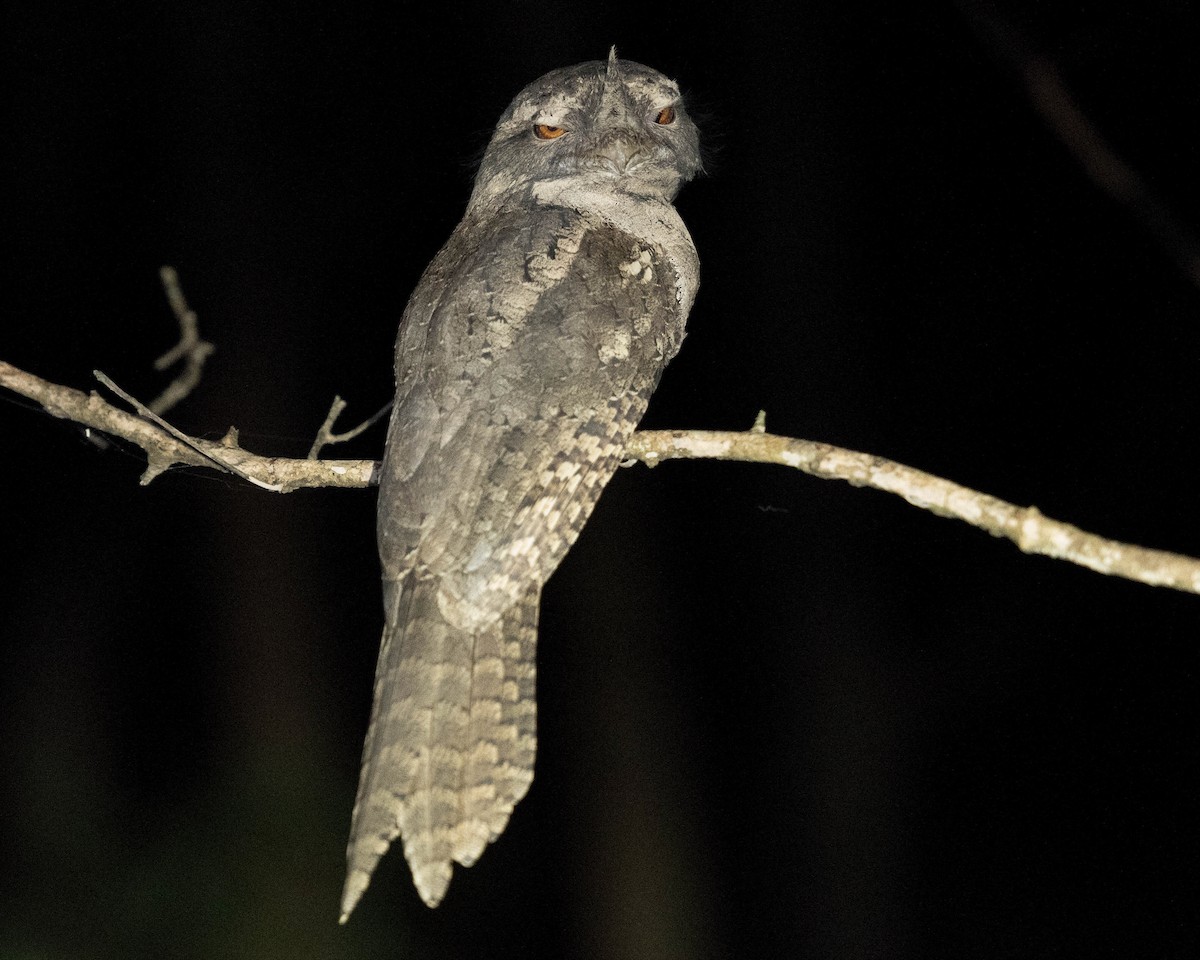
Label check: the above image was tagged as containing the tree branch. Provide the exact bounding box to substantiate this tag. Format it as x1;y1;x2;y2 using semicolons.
3;358;1198;594
93;370;283;491
624;428;1200;594
0;360;373;491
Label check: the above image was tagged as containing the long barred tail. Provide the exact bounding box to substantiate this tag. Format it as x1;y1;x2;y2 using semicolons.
340;576;538;920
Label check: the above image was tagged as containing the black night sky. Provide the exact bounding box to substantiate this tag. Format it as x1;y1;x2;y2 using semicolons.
4;2;1199;957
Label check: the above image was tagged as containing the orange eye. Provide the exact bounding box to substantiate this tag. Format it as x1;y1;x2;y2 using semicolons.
654;105;676;125
534;123;567;140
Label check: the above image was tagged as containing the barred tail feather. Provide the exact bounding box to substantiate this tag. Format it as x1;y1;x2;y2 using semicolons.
340;577;539;920
453;584;539;866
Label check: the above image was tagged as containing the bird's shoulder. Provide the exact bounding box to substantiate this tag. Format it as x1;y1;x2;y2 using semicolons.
394;197;685;395
410;198;679;328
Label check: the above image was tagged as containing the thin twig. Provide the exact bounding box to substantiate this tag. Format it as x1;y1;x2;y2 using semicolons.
149;266;216;415
308;395;392;459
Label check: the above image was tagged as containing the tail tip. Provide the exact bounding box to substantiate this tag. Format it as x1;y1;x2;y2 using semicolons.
414;860;453;908
339;869;370;924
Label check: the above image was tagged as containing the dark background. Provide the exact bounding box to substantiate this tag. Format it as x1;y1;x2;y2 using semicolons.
4;2;1199;957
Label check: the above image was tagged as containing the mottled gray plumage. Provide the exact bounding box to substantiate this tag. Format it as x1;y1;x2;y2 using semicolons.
341;50;701;919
